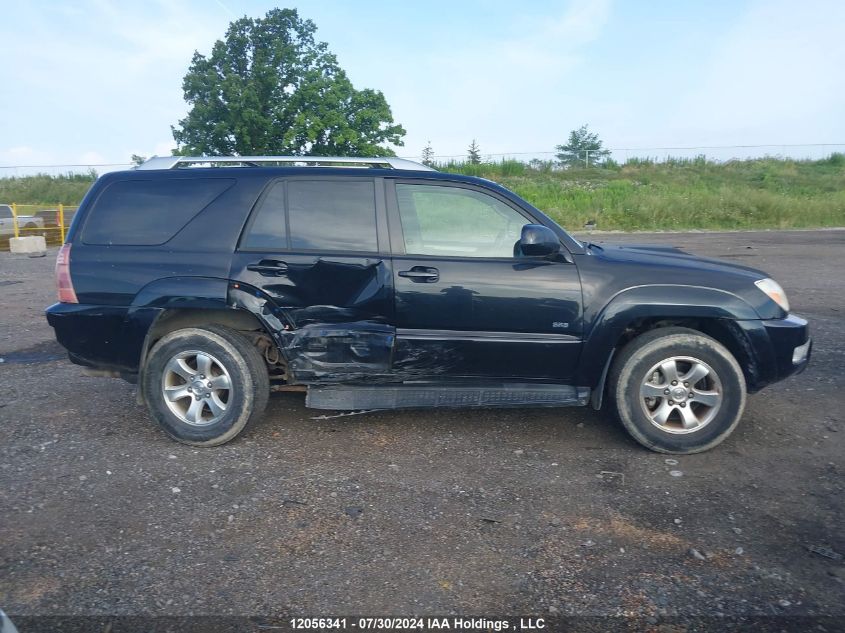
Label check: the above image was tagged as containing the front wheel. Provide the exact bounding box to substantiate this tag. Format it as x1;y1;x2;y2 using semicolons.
608;327;746;454
141;325;269;446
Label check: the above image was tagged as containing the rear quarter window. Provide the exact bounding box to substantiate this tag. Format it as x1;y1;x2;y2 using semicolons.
80;178;234;246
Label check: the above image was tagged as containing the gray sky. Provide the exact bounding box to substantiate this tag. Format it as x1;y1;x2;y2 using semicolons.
1;0;844;169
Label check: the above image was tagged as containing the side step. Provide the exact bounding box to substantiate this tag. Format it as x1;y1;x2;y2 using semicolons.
306;383;590;411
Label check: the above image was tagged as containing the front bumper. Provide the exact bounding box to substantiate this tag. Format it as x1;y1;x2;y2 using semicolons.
762;313;812;379
739;313;811;392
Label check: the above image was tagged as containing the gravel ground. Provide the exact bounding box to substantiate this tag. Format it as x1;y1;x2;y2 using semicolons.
1;230;843;631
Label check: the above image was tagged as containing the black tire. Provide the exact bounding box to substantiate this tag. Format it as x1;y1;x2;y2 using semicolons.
141;325;269;446
608;327;746;454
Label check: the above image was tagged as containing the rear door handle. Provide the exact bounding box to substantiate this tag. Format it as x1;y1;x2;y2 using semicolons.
247;260;289;276
398;266;439;282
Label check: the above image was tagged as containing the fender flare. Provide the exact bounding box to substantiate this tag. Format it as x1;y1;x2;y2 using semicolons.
577;284;760;392
125;275;231;359
126;276;283;378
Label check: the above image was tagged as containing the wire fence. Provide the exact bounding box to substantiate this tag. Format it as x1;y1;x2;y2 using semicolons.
413;143;845;166
1;143;844;177
0;204;77;251
0;163;132;178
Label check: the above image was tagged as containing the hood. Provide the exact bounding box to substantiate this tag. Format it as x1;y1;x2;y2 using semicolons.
590;242;768;280
582;241;784;319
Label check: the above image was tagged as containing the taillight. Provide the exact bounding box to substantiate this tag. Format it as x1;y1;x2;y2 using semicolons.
55;243;78;303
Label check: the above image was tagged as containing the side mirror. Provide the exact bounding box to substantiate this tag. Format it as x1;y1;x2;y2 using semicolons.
519;224;560;257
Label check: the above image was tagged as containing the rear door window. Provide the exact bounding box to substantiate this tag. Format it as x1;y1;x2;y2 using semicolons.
288;180;377;252
242;179;379;253
81;178;234;246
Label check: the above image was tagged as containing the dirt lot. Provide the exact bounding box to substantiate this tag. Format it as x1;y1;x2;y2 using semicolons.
1;230;843;631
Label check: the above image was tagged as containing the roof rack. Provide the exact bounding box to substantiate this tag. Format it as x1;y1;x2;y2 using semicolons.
136;155;436;172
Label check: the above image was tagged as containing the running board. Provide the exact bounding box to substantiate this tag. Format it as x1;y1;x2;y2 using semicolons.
306;383;590;410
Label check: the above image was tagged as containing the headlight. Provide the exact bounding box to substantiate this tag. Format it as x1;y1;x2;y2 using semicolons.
755;278;790;312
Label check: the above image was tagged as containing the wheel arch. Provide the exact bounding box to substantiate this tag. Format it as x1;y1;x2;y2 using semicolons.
582;286;763;409
133;306;285;404
127;277;289;403
144;307;270;350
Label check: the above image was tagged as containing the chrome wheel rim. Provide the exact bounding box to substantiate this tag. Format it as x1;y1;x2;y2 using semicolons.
161;350;232;427
639;355;722;434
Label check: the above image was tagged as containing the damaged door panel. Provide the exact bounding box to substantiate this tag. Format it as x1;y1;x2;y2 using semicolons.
229;258;397;384
230;176;398;384
277;320;395;383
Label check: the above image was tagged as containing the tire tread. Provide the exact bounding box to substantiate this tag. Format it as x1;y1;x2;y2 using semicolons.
142;325;269;446
608;327;746;454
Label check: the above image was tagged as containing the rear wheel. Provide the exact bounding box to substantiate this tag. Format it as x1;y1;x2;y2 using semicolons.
608;327;746;454
141;325;269;446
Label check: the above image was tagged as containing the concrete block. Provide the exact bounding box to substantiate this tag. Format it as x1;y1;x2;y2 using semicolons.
9;236;47;255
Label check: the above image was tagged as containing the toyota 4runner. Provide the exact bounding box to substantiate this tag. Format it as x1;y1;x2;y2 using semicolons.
46;156;811;453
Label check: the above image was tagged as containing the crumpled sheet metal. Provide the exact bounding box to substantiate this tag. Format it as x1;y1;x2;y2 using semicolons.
229;282;458;384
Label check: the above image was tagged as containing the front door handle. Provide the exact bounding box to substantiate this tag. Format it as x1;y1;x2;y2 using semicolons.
247;259;289;276
398;266;439;282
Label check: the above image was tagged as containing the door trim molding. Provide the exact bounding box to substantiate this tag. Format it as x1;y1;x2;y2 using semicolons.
396;328;580;343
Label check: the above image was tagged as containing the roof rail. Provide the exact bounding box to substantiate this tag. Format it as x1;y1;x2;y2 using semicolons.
136;155;436;172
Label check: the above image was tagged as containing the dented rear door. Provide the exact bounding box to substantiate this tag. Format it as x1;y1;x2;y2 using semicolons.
230;175;396;383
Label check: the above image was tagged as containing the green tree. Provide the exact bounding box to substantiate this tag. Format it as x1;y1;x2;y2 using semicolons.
421;141;435;167
172;8;406;157
130;154;147;166
555;124;611;167
467;139;481;164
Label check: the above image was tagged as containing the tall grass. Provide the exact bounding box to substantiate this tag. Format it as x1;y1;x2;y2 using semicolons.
0;172;96;206
1;156;843;231
444;155;845;231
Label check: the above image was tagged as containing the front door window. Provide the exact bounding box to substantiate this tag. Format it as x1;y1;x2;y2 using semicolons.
396;184;526;258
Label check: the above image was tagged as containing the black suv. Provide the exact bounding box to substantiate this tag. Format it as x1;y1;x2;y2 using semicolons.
46;156;811;453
